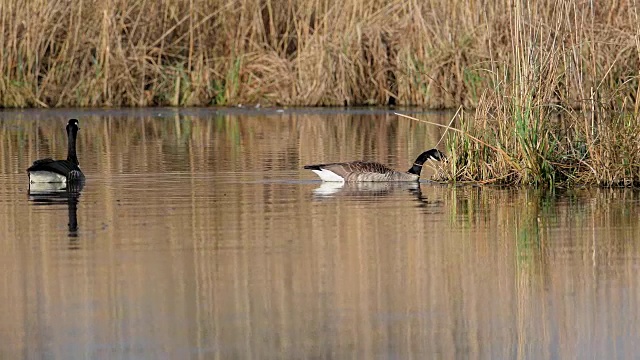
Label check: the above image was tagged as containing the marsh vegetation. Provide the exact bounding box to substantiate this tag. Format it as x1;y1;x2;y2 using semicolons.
1;0;639;186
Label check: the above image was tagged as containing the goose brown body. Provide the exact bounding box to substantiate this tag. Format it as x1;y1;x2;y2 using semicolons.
304;148;445;182
306;161;420;182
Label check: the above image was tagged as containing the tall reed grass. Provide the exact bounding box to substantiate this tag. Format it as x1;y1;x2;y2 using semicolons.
0;0;638;109
425;0;640;187
3;0;640;186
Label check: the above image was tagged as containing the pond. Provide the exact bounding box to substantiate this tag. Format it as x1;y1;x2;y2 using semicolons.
0;108;639;359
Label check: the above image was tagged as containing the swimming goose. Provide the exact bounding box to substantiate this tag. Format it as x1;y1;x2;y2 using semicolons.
27;119;85;183
304;148;445;182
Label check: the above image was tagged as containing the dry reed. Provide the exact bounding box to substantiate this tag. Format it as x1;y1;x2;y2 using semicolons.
405;0;640;187
0;0;637;109
3;0;640;186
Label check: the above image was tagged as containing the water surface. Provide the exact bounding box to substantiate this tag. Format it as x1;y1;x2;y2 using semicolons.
0;108;639;359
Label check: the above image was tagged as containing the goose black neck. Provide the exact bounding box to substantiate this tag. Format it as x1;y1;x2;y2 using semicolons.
407;162;425;176
67;124;79;165
407;149;444;176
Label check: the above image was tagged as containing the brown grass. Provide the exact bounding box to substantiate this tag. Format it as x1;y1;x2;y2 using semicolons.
404;0;640;187
0;0;638;108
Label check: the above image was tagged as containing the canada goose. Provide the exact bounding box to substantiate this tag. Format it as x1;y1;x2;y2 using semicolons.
304;148;445;182
27;119;85;183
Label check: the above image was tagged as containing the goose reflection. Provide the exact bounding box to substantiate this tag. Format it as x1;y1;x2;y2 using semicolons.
311;181;445;212
28;182;83;241
312;181;419;197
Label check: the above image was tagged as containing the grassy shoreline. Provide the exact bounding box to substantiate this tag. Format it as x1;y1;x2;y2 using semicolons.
423;1;640;187
1;0;638;109
2;0;640;187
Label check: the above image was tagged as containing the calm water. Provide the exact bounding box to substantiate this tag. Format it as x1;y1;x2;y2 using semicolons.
0;108;639;359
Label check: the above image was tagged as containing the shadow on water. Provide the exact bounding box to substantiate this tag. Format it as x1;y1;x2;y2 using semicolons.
28;182;83;244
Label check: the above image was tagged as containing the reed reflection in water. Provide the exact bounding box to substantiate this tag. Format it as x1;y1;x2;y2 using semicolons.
0;109;638;359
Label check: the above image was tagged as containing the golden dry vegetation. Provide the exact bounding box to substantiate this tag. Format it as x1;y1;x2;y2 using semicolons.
0;0;637;109
1;0;640;186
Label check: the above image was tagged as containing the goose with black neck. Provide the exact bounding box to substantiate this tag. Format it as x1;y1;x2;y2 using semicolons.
304;148;445;182
28;119;85;184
